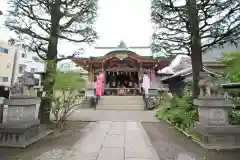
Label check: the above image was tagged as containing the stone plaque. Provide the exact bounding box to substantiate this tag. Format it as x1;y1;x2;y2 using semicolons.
209;108;227;124
8;106;24;121
22;105;37;121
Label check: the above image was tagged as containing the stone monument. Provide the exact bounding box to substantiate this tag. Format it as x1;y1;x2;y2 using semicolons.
193;72;240;149
0;72;52;148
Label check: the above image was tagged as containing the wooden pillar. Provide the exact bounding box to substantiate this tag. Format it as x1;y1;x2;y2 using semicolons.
151;69;156;83
89;65;94;82
151;69;157;88
139;62;142;79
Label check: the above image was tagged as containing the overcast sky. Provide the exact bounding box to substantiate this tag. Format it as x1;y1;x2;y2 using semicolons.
0;0;152;56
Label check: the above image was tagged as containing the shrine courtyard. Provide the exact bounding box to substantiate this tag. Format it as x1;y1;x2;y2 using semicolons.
1;114;239;160
1;43;240;159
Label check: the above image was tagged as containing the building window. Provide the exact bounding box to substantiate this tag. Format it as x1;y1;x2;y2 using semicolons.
19;65;26;73
0;47;9;53
32;56;40;61
31;68;36;73
0;77;8;82
21;53;27;58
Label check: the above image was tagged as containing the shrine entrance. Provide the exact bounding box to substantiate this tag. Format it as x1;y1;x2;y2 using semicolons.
98;55;142;95
104;70;140;96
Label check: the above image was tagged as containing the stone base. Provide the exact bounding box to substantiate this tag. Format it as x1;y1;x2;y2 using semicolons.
193;134;240;150
0;123;53;148
193;123;240;150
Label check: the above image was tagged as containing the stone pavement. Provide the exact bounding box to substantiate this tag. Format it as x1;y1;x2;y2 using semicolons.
63;121;159;160
67;109;158;122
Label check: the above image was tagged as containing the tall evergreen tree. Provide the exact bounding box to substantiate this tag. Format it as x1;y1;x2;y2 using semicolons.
152;0;240;55
5;0;98;124
152;0;240;97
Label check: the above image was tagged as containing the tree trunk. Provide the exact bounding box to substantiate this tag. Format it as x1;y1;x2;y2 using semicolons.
187;0;203;98
39;60;57;124
39;1;61;124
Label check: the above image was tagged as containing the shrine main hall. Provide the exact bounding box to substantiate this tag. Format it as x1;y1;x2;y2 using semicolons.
72;41;170;95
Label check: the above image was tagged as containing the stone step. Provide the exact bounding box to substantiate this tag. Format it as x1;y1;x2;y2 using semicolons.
97;96;145;110
98;101;145;105
100;96;143;100
97;105;144;110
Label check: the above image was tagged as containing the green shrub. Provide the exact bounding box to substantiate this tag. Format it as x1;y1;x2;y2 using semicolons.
156;89;197;130
229;110;240;125
219;51;240;125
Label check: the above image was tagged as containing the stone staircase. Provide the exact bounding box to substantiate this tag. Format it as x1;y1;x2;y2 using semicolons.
97;96;145;110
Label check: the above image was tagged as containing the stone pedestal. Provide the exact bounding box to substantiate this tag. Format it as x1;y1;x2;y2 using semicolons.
144;88;158;109
84;88;96;108
0;95;52;148
193;97;240;149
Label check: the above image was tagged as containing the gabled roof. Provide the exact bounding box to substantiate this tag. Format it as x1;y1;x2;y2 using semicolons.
72;50;172;61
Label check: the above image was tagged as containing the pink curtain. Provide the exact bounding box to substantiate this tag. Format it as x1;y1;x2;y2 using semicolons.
96;74;103;96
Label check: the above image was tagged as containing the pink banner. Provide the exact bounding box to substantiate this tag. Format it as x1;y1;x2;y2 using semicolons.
96;74;103;96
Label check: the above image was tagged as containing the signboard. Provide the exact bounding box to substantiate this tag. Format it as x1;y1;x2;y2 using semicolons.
85;90;95;97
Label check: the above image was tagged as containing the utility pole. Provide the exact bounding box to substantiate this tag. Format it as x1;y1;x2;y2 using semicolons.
187;0;203;98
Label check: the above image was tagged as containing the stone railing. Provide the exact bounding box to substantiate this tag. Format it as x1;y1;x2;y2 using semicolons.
193;82;240;149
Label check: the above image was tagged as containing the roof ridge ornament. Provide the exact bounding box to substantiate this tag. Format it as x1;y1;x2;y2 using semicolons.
117;40;128;49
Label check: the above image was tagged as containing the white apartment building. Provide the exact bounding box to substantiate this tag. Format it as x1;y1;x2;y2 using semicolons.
0;41;46;87
0;41;17;87
14;48;46;84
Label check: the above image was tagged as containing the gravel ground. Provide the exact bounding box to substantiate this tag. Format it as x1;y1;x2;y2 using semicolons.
0;122;88;160
142;122;240;160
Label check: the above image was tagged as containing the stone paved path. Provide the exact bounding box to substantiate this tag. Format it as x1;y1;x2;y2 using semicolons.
67;109;158;122
63;121;159;160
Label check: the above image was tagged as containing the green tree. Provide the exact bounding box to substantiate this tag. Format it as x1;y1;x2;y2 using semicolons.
51;71;85;129
5;0;98;124
220;51;240;82
54;71;85;90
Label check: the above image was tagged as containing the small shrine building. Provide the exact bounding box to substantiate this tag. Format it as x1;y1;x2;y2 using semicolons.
72;41;170;95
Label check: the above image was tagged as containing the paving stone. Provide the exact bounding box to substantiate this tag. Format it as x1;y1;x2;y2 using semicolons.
95;121;112;133
125;146;153;159
125;122;140;131
125;132;147;147
76;134;105;157
63;121;159;160
108;122;125;135
125;158;152;160
97;147;124;160
68;110;159;122
103;134;124;147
